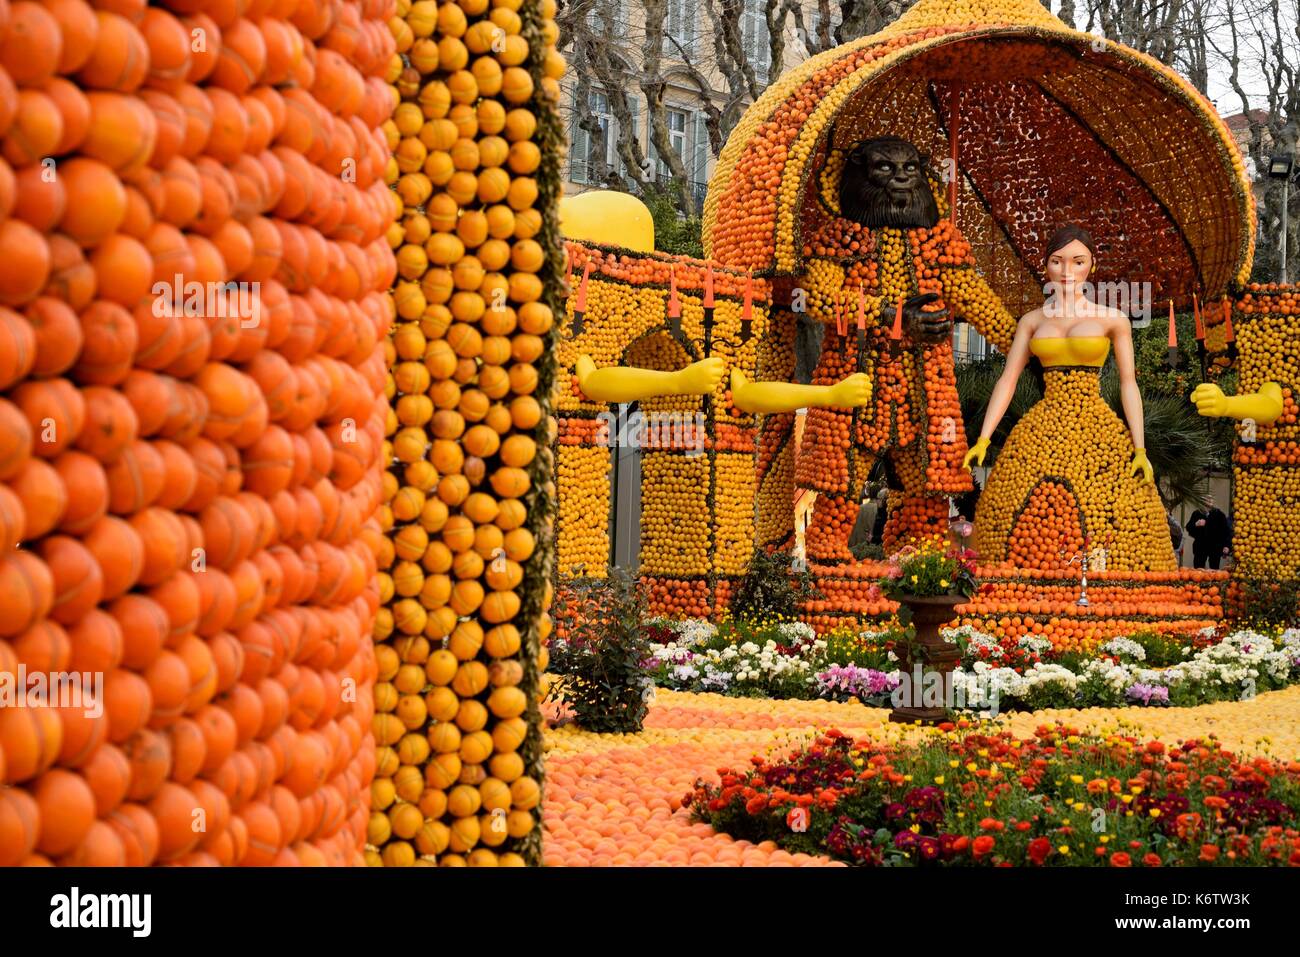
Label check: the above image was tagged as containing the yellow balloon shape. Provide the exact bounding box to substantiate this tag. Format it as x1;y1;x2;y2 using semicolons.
558;190;655;252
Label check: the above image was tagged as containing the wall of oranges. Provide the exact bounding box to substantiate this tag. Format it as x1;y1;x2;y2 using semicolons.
0;0;395;864
554;241;769;618
372;0;562;866
1226;284;1300;583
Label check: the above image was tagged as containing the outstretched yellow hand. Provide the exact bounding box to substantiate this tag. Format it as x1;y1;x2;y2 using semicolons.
829;373;872;409
1190;383;1229;418
962;436;990;470
1130;448;1153;485
1191;381;1283;426
729;369;872;414
675;357;726;395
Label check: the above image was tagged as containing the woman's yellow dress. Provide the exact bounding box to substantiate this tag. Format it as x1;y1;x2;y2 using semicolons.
973;336;1176;572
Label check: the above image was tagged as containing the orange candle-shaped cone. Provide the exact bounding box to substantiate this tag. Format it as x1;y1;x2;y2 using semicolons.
856;286;867;330
890;296;904;340
1166;299;1179;367
740;269;754;341
703;263;715;308
574;260;593;312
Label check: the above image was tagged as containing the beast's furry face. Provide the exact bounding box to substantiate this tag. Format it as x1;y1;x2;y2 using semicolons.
838;138;938;229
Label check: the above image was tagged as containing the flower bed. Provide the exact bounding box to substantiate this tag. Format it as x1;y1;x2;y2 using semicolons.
686;724;1300;866
620;617;1300;713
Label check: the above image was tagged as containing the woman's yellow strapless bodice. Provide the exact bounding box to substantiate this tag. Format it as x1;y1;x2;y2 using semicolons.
1030;335;1109;368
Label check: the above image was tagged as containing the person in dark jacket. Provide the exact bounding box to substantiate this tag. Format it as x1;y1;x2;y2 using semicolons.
1185;496;1232;569
1167;512;1183;552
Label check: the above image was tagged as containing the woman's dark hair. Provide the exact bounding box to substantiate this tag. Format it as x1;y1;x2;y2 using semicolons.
1043;224;1097;269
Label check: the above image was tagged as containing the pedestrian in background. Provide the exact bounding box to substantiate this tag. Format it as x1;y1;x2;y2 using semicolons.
1185;495;1232;569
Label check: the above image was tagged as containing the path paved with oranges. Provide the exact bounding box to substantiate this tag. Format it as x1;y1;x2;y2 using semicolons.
539;685;1300;866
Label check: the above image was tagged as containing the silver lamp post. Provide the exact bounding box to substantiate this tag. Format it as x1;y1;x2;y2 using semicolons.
1269;150;1295;285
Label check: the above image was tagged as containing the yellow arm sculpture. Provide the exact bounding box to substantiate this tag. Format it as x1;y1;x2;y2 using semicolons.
574;354;726;402
724;259;874;414
1190;381;1284;426
729;368;872;414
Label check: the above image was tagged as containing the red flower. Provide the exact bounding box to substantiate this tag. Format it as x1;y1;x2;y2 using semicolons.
1109;852;1132;867
745;795;768;815
951;836;970;853
1027;837;1052;865
1199;844;1220;862
972;835;995;859
1143;853;1162;867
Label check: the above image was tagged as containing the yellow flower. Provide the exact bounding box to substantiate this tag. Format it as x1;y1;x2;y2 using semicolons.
1100;835;1111;844
1069;775;1083;784
1058;846;1070;855
966;762;978;772
911;575;918;583
939;579;949;588
1149;808;1161;818
949;760;959;768
933;775;945;785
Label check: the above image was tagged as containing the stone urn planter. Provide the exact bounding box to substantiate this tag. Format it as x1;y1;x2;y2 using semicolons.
888;594;965;725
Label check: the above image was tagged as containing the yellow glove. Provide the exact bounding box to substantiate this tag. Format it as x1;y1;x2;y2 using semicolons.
962;437;990;470
1130;448;1153;485
1191;381;1283;426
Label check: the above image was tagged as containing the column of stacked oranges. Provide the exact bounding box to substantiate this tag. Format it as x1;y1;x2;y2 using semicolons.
371;0;562;866
0;0;396;865
1228;284;1300;580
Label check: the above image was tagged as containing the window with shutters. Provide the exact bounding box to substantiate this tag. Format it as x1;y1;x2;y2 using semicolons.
741;0;771;83
663;0;695;58
654;108;689;181
586;0;626;35
807;5;842;50
570;90;616;185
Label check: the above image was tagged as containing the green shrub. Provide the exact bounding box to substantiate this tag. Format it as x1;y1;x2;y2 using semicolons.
546;568;653;733
729;548;822;623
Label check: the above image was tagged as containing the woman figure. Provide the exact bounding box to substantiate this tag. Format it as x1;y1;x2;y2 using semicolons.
961;225;1175;571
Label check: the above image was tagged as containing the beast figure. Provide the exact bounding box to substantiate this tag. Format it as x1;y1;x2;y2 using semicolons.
793;136;1017;562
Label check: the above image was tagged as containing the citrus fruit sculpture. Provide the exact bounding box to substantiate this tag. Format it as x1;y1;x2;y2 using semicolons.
963;228;1177;573
703;0;1256;565
0;0;397;865
555;238;769;617
1195;286;1300;583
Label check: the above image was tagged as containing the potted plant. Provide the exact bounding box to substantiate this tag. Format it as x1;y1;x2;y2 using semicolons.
880;539;979;724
